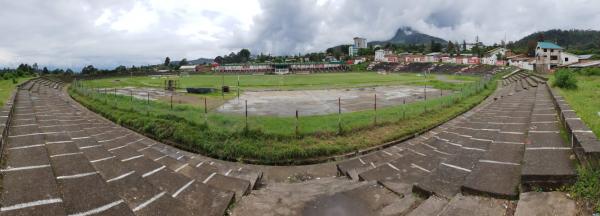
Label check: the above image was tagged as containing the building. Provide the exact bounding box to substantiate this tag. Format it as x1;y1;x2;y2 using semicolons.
374;49;393;62
535;42;564;70
481;47;507;65
212;62;349;74
560;52;579;66
384;54;399;63
353;37;367;49
179;65;197;72
425;52;442;62
348;46;358;57
349;37;367;57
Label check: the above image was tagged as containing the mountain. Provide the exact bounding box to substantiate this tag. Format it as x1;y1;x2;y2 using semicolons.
510;29;600;55
368;27;448;46
171;57;214;65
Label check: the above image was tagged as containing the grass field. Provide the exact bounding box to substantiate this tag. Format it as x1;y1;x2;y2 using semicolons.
69;70;506;164
0;77;31;107
552;75;600;137
81;72;479;91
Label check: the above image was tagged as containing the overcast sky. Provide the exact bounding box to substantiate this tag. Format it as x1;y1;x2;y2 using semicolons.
1;0;599;69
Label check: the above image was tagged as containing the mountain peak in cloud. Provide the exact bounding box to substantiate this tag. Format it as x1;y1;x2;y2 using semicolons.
369;26;447;46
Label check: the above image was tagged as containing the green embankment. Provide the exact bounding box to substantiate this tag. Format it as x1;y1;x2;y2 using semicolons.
0;78;31;107
550;71;600;212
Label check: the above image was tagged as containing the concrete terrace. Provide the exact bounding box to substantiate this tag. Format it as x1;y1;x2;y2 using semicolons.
0;72;586;215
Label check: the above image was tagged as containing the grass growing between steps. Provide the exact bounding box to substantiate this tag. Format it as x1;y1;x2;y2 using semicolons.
69;73;502;165
568;166;600;212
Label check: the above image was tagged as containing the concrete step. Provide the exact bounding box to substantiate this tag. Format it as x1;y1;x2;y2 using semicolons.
515;192;576;216
406;196;448;216
437;194;509;216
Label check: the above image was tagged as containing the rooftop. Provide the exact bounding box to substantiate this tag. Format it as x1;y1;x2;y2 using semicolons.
537;42;563;49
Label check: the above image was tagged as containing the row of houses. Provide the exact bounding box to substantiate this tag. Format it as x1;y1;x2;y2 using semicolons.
374;49;503;66
210;62;349;74
374;42;597;72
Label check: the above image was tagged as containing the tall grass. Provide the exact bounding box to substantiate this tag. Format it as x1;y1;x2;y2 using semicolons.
69;71;504;164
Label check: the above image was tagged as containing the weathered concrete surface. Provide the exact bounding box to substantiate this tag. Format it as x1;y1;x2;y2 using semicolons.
219;85;446;116
406;196;448;216
514;192;576;216
231;178;417;216
438;194;508;216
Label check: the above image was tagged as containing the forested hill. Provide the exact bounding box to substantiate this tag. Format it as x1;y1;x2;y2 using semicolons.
509;29;600;56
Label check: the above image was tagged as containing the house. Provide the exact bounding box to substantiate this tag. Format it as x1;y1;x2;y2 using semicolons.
560;52;579;66
405;54;426;63
384;54;399;63
179;65;197;72
374;49;393;62
467;57;480;65
535;42;564;70
482;47;507;65
425;52;442;62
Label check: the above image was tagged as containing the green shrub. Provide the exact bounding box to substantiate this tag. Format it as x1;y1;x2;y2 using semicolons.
553;69;578;89
569;166;600;212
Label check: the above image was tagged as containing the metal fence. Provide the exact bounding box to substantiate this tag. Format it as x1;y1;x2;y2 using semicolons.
71;75;494;137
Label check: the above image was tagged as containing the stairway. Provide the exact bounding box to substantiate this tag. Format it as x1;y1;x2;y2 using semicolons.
0;78;262;215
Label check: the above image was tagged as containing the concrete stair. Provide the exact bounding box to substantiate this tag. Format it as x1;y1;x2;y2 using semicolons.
0;78;262;215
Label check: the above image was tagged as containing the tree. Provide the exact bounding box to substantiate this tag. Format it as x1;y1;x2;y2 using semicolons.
462;40;467;51
65;69;74;75
238;49;251;63
115;65;127;73
526;39;537;57
537;33;545;42
214;56;224;64
42;67;49;74
179;58;188;66
447;41;455;56
81;65;97;75
163;57;171;66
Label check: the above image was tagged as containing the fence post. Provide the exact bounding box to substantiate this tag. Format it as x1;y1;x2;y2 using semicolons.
295;110;299;137
130;90;133;102
244;100;248;131
374;94;377;125
424;83;427;101
204;97;208;125
147;92;150;104
170;94;173;110
403;98;406;119
338;97;342;134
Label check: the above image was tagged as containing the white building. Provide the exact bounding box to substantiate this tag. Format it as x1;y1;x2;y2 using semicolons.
535;42;564;69
353;37;367;49
179;65;197;72
374;49;393;62
482;47;507;65
560;52;579;66
348;46;358;57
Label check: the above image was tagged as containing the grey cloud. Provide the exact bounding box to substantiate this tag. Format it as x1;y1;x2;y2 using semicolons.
1;0;600;69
